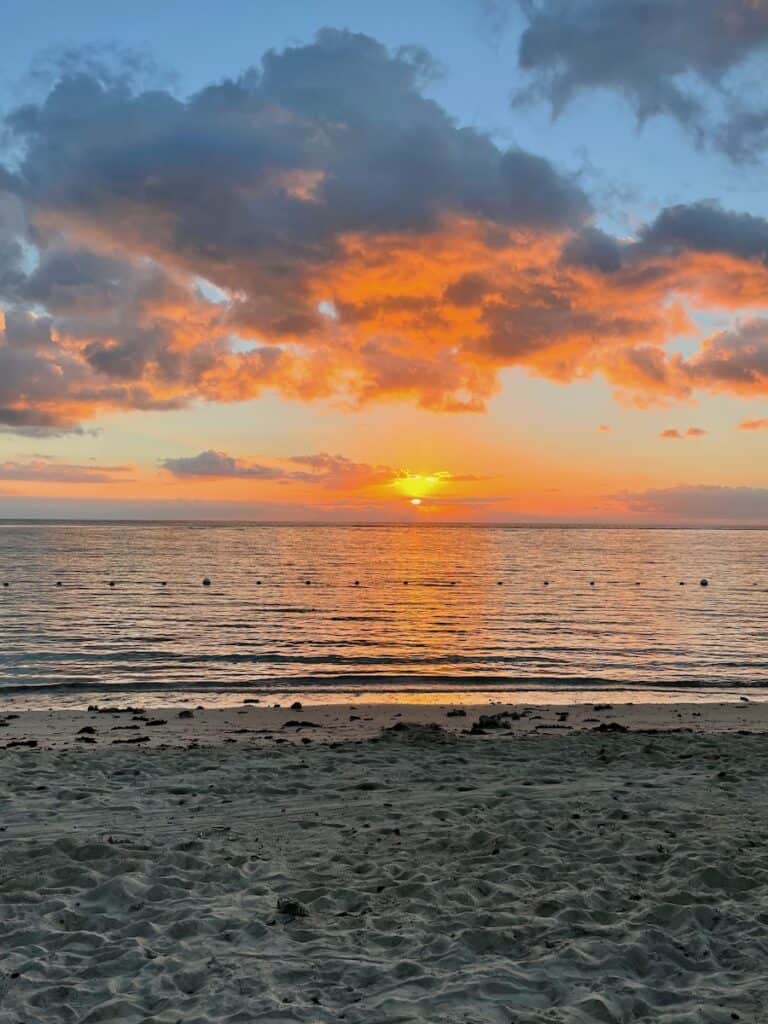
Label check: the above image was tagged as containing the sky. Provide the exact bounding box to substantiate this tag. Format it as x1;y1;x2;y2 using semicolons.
1;0;768;523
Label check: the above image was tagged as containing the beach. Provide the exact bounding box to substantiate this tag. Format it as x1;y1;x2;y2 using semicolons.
2;700;767;1023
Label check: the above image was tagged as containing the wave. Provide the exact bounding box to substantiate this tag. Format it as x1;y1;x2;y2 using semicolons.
0;673;766;696
0;651;573;666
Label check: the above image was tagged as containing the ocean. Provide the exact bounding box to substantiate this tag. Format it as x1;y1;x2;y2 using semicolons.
0;521;766;709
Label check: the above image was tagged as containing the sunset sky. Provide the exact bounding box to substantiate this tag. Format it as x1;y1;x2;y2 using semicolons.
2;0;768;522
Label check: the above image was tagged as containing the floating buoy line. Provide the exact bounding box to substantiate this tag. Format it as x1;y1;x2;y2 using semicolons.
0;575;731;589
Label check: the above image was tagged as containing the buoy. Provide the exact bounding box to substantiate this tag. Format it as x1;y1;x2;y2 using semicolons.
700;578;709;587
590;581;595;586
403;581;409;585
161;581;167;586
354;580;360;586
109;581;116;587
2;582;8;588
305;580;311;585
543;581;549;586
55;581;62;587
202;577;211;587
497;581;503;585
256;580;262;585
679;581;685;586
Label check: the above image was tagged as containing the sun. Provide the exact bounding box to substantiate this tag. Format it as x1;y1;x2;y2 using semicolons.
394;472;447;500
410;497;422;506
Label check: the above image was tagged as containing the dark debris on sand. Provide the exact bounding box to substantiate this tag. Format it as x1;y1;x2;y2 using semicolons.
379;722;454;744
276;897;309;918
467;711;521;735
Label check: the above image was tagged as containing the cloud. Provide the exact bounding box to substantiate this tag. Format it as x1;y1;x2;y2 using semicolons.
286;453;398;489
638;202;768;261
162;449;400;489
161;449;488;491
659;426;708;439
4;33;768;429
621;484;768;522
681;319;768;393
161;450;286;481
0;30;597;428
0;457;131;482
509;0;768;159
739;417;768;430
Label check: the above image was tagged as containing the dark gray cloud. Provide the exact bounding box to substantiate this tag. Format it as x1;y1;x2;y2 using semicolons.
563;201;768;274
0;193;27;298
684;319;768;388
716;105;768;161
7;28;589;280
640;202;768;261
161;450;287;480
508;0;768;159
560;227;623;272
621;484;768;522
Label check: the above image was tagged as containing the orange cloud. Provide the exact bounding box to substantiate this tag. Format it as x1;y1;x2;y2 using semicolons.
8;208;768;430
739;417;768;430
5;36;768;433
660;426;708;439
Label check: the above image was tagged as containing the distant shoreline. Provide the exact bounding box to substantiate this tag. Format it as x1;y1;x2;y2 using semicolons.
0;518;767;529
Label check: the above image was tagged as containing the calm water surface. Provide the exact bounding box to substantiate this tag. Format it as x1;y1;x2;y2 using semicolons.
0;522;766;708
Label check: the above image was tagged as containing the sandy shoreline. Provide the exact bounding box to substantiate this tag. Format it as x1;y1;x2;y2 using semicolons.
2;698;768;750
2;702;768;1022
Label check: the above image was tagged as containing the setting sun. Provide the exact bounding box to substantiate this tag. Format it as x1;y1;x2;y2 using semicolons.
394;473;447;500
410;497;422;506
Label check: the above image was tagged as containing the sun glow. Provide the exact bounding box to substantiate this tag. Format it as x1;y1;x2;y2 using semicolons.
410;497;422;506
394;473;447;500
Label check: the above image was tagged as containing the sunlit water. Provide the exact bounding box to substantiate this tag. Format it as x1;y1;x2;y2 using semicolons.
0;522;767;709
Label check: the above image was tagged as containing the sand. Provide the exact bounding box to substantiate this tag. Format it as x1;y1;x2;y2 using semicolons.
1;700;767;1023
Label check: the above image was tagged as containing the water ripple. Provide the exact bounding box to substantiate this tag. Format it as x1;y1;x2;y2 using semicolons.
0;522;765;707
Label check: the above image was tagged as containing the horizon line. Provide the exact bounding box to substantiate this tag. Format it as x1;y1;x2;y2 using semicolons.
0;518;766;530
